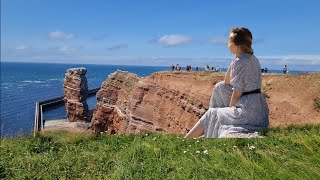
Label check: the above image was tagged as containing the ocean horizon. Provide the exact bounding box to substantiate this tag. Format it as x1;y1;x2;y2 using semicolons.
1;61;318;138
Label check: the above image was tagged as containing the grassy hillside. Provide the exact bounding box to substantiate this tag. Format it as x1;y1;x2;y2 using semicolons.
1;125;320;179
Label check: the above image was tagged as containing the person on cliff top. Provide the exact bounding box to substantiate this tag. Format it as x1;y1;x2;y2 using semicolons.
176;64;181;71
185;27;269;138
283;65;288;74
205;64;210;71
171;64;175;71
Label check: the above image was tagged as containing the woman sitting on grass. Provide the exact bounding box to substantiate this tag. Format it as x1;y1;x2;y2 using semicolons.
185;27;269;138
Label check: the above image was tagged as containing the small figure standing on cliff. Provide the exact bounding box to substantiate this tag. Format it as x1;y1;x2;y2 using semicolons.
205;64;210;71
283;65;288;74
176;64;181;71
171;64;175;71
185;27;269;138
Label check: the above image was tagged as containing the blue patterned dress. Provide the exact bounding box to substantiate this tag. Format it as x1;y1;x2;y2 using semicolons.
199;54;269;138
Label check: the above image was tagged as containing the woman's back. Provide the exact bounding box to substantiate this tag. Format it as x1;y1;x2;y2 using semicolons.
231;54;262;94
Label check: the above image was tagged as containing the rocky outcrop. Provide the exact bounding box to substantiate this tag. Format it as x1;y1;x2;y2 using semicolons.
91;71;224;134
63;68;89;122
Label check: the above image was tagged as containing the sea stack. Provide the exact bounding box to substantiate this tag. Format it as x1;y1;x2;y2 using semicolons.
63;67;89;122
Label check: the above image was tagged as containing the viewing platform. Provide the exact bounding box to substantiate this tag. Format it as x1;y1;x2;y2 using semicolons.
33;88;100;136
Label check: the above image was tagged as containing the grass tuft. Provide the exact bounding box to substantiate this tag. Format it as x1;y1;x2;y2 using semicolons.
313;98;320;111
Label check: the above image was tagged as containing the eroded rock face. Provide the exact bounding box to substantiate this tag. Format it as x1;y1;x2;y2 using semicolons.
91;71;140;134
91;70;224;134
89;70;320;135
63;68;89;122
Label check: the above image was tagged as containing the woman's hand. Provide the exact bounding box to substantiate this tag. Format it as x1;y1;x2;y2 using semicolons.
229;90;242;107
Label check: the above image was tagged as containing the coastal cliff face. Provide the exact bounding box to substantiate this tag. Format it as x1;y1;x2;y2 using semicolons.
91;71;224;134
63;68;89;122
91;71;320;134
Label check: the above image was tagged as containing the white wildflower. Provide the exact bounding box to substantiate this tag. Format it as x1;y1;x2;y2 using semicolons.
183;150;187;153
203;150;208;154
152;137;157;141
233;146;237;148
196;151;200;154
145;133;148;136
189;145;192;147
196;140;200;143
100;132;103;134
249;145;255;150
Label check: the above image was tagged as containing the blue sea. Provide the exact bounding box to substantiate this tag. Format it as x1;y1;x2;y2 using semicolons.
0;62;171;137
0;62;315;137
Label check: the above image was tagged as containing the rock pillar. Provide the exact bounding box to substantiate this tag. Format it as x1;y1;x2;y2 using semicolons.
63;68;89;122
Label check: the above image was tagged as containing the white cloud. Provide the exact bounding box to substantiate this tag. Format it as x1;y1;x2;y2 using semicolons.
48;30;75;40
157;34;192;46
15;45;30;50
258;55;320;64
204;37;227;45
49;46;80;53
257;55;320;71
107;44;128;51
2;47;320;71
204;36;264;45
58;46;78;53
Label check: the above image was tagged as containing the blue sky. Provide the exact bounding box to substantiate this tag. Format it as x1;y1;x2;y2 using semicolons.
1;0;320;70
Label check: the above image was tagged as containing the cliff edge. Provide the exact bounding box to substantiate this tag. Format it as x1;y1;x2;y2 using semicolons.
91;71;320;134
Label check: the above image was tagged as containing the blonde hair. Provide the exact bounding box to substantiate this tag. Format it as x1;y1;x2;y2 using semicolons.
229;27;254;54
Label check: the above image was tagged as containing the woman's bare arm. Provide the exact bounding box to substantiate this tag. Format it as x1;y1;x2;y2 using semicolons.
224;65;231;85
229;90;242;107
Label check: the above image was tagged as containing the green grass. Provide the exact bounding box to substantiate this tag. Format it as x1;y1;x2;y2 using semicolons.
1;125;320;179
314;98;320;111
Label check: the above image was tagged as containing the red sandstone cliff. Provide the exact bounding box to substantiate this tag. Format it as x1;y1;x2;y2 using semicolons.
63;68;89;122
91;71;320;134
